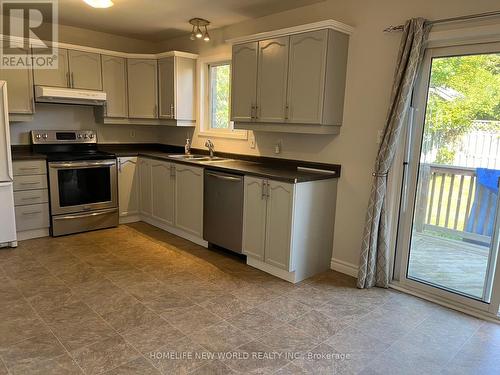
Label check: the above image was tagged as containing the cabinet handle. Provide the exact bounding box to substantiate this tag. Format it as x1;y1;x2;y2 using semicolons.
22;211;42;215
21;196;41;201
19;167;39;171
261;180;266;199
154;105;158;118
170;103;174;119
170;164;176;177
285;104;289;120
266;181;271;199
20;182;40;185
255;105;259;120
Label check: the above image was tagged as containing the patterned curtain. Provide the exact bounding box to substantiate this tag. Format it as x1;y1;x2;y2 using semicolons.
357;18;431;288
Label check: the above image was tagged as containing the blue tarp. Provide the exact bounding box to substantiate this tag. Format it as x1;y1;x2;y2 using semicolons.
465;168;500;237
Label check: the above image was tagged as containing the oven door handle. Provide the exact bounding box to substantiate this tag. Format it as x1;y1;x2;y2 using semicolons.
52;208;118;221
49;160;116;169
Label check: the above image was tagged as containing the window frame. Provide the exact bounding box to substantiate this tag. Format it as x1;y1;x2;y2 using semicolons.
197;54;247;139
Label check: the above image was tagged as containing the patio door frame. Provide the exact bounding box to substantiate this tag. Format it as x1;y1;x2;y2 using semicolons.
393;41;500;317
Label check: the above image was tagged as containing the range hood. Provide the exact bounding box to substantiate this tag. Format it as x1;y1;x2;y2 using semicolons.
35;86;106;106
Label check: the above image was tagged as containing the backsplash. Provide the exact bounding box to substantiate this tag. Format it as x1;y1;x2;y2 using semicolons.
9;104;160;145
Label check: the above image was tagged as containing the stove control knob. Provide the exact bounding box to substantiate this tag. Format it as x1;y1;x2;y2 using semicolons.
84;134;89;139
89;134;94;139
77;134;83;139
42;133;48;139
35;134;41;140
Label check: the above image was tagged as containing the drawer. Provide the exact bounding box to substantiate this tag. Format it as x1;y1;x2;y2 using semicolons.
13;160;47;176
15;203;50;232
13;174;48;191
14;189;49;206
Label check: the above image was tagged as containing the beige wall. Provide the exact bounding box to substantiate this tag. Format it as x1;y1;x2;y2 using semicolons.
156;0;500;269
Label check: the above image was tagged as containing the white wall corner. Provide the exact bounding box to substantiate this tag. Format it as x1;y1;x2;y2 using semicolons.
330;257;358;278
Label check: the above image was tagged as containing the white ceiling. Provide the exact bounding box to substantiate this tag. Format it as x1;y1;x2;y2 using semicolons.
57;0;326;41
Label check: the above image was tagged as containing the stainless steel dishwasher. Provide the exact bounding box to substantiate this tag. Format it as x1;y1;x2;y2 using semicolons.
203;169;244;254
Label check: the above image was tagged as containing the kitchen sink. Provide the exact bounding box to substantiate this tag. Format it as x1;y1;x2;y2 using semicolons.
168;154;232;163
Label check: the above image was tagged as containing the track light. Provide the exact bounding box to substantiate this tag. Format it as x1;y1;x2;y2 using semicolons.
189;18;211;42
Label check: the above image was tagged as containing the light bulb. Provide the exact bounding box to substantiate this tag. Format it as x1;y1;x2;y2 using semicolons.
190;25;195;40
195;26;203;39
203;26;210;41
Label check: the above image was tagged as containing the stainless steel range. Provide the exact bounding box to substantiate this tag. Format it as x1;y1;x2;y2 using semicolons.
31;130;118;236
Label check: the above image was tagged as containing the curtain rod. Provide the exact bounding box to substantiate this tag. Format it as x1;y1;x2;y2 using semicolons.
383;9;500;32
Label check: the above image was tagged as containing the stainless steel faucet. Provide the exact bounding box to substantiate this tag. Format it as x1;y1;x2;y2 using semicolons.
205;139;215;158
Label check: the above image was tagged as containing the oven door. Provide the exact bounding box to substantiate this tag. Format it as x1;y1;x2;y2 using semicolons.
48;160;117;215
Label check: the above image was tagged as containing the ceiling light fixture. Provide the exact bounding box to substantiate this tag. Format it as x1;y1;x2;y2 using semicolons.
189;18;211;42
83;0;114;8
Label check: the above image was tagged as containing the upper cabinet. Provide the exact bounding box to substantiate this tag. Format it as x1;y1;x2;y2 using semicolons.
231;27;350;134
0;48;34;118
68;50;102;90
34;48;101;90
158;56;196;124
33;48;69;87
287;30;327;124
231;42;258;122
127;59;158;119
101;55;128;118
256;37;289;123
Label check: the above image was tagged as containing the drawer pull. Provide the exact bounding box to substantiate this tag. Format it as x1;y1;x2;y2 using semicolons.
21;196;41;201
20;182;40;185
19;167;40;170
22;211;42;215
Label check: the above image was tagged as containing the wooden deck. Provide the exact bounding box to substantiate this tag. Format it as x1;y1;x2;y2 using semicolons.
408;232;491;299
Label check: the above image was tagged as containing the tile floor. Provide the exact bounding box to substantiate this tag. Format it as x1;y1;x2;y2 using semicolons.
0;222;499;374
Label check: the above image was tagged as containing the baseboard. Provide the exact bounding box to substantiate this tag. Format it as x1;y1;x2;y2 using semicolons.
330;257;358;277
17;228;49;241
247;257;298;283
119;214;141;224
141;215;208;248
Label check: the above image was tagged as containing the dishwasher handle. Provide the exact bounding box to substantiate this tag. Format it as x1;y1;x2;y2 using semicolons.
205;171;242;182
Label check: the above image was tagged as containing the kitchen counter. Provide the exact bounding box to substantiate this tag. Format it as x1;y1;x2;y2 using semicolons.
12;143;341;183
139;151;338;183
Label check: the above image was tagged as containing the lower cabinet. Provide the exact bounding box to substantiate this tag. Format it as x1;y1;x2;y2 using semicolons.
13;160;50;240
117;157;140;221
243;175;337;283
130;157;204;242
151;160;175;226
173;164;203;238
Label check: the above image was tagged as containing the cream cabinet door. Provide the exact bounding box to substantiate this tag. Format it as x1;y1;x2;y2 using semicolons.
174;164;203;237
264;180;294;270
118;157;139;217
158;57;175;119
0;49;33;114
287;30;328;124
256;37;289;123
151;160;175;226
231;42;258;122
242;176;267;261
33;48;69;87
68;50;102;90
127;59;158;119
102;55;128;118
138;158;152;216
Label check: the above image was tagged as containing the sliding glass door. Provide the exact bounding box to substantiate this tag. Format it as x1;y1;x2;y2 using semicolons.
395;42;500;316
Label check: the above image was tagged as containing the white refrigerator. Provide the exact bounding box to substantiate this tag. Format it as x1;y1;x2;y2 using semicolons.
0;81;17;247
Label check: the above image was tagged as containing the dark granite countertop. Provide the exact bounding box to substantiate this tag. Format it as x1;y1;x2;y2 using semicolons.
11;143;341;183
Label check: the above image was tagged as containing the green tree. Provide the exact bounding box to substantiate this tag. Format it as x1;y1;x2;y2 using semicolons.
425;54;500;163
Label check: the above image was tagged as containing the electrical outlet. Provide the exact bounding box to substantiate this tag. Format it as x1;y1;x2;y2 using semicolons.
274;140;282;154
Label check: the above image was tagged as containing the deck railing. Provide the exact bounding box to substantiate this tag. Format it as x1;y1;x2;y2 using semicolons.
414;163;495;244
